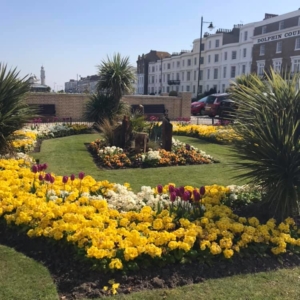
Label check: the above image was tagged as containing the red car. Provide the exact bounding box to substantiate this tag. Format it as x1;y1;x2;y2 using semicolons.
204;93;229;117
191;97;209;116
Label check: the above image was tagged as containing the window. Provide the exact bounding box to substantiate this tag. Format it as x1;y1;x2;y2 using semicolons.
199;85;203;93
215;39;220;48
163;74;165;82
200;70;203;80
276;41;282;53
207;69;210;80
214;68;218;79
194;57;197;65
152;66;155;72
299;16;300;26
176;73;180;80
222;84;225;93
232;51;237;59
223;66;227;78
181;86;184;92
194;70;197;80
209;41;211;49
260;44;265;56
292;58;300;73
273;59;282;72
167;63;170;69
257;61;265;76
224;52;227;60
152;76;154;83
295;38;300;50
182;60;185;67
167;86;170;93
244;31;248;41
172;62;174;68
206;85;209;91
231;66;236;78
177;61;180;67
176;86;179;92
193;85;195;93
163;86;165;92
187;59;191;66
242;65;246;74
208;55;211;63
187;71;191;81
214;54;219;62
186;85;190;92
279;21;284;30
243;48;247;58
200;57;204;64
262;26;267;34
151;87;154;93
182;72;184;80
167;74;170;81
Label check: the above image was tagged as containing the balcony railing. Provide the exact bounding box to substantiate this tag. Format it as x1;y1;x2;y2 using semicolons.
168;80;181;85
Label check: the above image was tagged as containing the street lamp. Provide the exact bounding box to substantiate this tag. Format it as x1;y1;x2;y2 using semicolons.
197;17;214;96
160;55;163;95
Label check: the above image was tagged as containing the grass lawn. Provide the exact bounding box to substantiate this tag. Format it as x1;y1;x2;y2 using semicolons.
99;267;300;300
31;134;248;192
0;245;58;300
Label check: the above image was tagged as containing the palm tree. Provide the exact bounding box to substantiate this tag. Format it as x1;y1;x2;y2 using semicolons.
0;63;36;154
97;53;136;106
84;92;130;124
230;70;300;221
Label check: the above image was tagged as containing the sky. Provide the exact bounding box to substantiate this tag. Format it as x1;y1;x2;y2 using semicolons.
1;0;299;91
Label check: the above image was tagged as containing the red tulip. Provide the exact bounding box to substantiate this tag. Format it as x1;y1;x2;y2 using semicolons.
78;172;85;180
70;174;75;181
168;185;175;193
38;174;44;181
44;173;51;182
49;176;55;184
42;163;48;170
170;192;176;202
31;165;38;173
157;185;163;194
193;190;201;202
62;176;68;184
200;186;205;196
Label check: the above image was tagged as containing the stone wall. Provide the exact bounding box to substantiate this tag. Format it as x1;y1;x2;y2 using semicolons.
25;92;192;121
25;93;88;121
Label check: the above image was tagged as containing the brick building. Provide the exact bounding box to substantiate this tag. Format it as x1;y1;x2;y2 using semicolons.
251;10;300;75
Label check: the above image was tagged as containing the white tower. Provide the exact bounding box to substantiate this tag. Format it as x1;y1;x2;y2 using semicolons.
40;66;45;85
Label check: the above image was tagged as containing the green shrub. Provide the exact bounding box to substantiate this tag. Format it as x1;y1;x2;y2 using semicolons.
230;70;300;221
169;91;178;96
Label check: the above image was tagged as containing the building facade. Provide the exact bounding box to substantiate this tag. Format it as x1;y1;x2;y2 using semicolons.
139;8;300;98
251;11;300;75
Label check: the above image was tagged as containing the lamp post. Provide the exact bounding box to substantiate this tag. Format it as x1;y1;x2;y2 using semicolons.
197;17;214;96
160;55;163;95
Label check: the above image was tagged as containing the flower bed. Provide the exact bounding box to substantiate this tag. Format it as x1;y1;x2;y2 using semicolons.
9;124;93;153
88;138;217;169
0;157;299;275
172;124;241;144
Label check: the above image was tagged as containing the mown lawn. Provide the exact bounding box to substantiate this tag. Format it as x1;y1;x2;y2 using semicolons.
31;134;248;192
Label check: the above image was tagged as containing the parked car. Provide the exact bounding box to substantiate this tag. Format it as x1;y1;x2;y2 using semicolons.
191;96;209;116
218;99;238;121
204;93;229;117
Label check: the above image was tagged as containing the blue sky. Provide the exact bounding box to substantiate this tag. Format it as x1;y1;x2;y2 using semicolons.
1;0;299;90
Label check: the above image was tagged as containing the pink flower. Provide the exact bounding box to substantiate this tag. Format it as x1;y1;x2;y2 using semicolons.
44;173;51;182
183;191;190;201
49;176;55;184
193;190;201;202
42;163;48;170
78;172;85;180
38;174;44;181
70;174;75;181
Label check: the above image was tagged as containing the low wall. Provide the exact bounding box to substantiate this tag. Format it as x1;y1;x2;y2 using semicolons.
25;92;192;121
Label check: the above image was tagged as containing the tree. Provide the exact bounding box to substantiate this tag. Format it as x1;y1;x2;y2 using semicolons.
97;53;136;106
0;63;36;154
230;70;300;221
